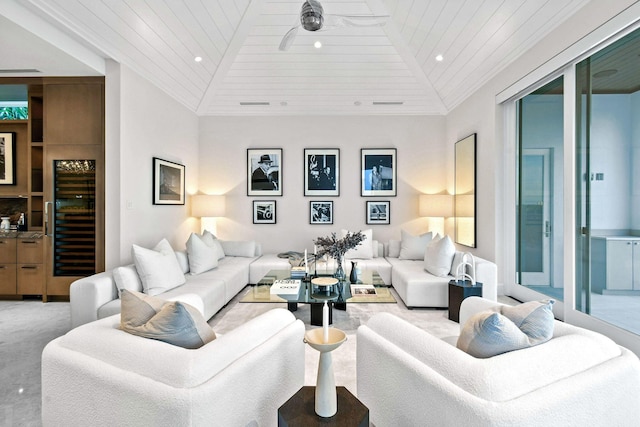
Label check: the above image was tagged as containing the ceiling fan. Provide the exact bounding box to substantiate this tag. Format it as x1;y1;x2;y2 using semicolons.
279;0;389;51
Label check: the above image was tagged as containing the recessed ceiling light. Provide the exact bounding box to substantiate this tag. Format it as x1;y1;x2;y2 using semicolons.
435;54;444;62
194;56;203;62
314;41;322;49
354;101;362;106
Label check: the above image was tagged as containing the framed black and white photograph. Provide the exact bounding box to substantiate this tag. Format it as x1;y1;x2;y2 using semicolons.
366;201;390;225
0;132;16;185
248;148;282;196
304;148;339;196
310;201;333;224
361;148;397;196
153;157;185;205
253;200;276;224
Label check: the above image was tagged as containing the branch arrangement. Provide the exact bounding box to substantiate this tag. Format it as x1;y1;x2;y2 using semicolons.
314;231;366;259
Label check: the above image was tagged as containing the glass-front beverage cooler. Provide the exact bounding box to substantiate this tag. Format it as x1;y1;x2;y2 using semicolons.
50;160;96;276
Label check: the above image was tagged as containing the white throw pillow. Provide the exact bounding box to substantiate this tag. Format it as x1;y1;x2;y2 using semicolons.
132;239;186;296
174;251;190;274
186;233;219;275
343;229;373;259
203;230;225;260
387;240;401;258
423;235;456;277
399;230;433;260
113;264;143;297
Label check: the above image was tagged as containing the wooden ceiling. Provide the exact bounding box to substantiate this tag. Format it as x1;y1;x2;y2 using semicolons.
2;0;593;115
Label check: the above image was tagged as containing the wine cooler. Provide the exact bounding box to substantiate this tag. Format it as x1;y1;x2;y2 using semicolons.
50;160;96;276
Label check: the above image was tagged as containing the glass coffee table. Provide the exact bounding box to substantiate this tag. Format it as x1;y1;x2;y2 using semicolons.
240;269;396;325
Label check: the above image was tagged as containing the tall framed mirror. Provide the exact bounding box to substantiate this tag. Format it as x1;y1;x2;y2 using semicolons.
455;133;476;247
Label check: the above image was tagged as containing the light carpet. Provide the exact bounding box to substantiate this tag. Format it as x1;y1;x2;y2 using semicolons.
0;288;510;426
211;287;461;395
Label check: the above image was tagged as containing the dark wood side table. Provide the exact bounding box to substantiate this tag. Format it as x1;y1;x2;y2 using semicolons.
278;386;369;427
448;280;483;322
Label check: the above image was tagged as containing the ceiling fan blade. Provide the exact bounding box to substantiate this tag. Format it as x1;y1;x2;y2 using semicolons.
279;26;300;51
323;14;389;28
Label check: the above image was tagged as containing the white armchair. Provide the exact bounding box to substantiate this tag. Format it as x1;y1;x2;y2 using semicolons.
357;297;640;426
42;308;305;427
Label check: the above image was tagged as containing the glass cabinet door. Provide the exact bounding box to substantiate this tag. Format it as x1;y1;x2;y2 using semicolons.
52;160;96;276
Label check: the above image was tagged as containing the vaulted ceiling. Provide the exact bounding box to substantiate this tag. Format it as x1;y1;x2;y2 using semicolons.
1;0;591;115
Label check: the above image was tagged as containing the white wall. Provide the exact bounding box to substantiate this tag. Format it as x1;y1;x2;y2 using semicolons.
590;94;632;232
106;63;200;266
198;115;447;254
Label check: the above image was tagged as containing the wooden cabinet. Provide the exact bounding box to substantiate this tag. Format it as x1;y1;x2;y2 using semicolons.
0;236;43;296
17;238;44;295
0;238;17;294
592;236;640;294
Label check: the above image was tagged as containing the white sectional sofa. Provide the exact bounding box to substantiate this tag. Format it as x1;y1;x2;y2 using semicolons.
386;233;497;308
42;308;305;427
70;237;259;328
71;231;498;328
357;297;640;426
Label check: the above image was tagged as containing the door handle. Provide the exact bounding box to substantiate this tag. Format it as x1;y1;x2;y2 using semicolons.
544;221;550;237
45;201;53;237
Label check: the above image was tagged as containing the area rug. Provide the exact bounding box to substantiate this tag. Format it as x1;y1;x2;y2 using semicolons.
209;286;461;394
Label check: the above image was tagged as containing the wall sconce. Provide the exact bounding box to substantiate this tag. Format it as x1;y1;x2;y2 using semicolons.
419;194;453;237
191;194;225;235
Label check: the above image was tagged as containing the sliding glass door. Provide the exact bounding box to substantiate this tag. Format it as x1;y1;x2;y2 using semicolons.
575;28;640;335
516;77;564;301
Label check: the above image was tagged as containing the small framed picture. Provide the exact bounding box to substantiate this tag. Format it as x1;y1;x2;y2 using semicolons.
248;148;282;196
366;201;390;224
304;148;339;196
253;200;276;224
0;132;17;185
153;157;185;205
310;201;333;224
361;148;397;196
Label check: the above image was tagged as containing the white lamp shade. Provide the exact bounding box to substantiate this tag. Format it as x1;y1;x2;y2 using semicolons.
192;195;225;217
419;194;453;217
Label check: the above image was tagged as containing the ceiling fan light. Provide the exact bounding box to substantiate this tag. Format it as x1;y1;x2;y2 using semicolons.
300;1;324;31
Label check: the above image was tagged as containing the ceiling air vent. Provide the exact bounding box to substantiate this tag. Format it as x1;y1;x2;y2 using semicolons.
0;69;41;73
240;102;270;106
372;101;404;105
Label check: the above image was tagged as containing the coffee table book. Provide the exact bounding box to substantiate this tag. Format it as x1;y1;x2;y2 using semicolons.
350;284;377;296
270;279;302;295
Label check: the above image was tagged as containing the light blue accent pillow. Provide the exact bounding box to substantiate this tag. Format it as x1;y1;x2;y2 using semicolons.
500;299;555;344
457;300;556;358
457;311;531;358
120;290;216;349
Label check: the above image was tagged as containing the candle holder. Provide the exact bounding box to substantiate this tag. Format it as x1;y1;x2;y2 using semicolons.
304;327;347;417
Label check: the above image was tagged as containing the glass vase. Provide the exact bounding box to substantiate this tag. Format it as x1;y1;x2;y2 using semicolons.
333;255;346;281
